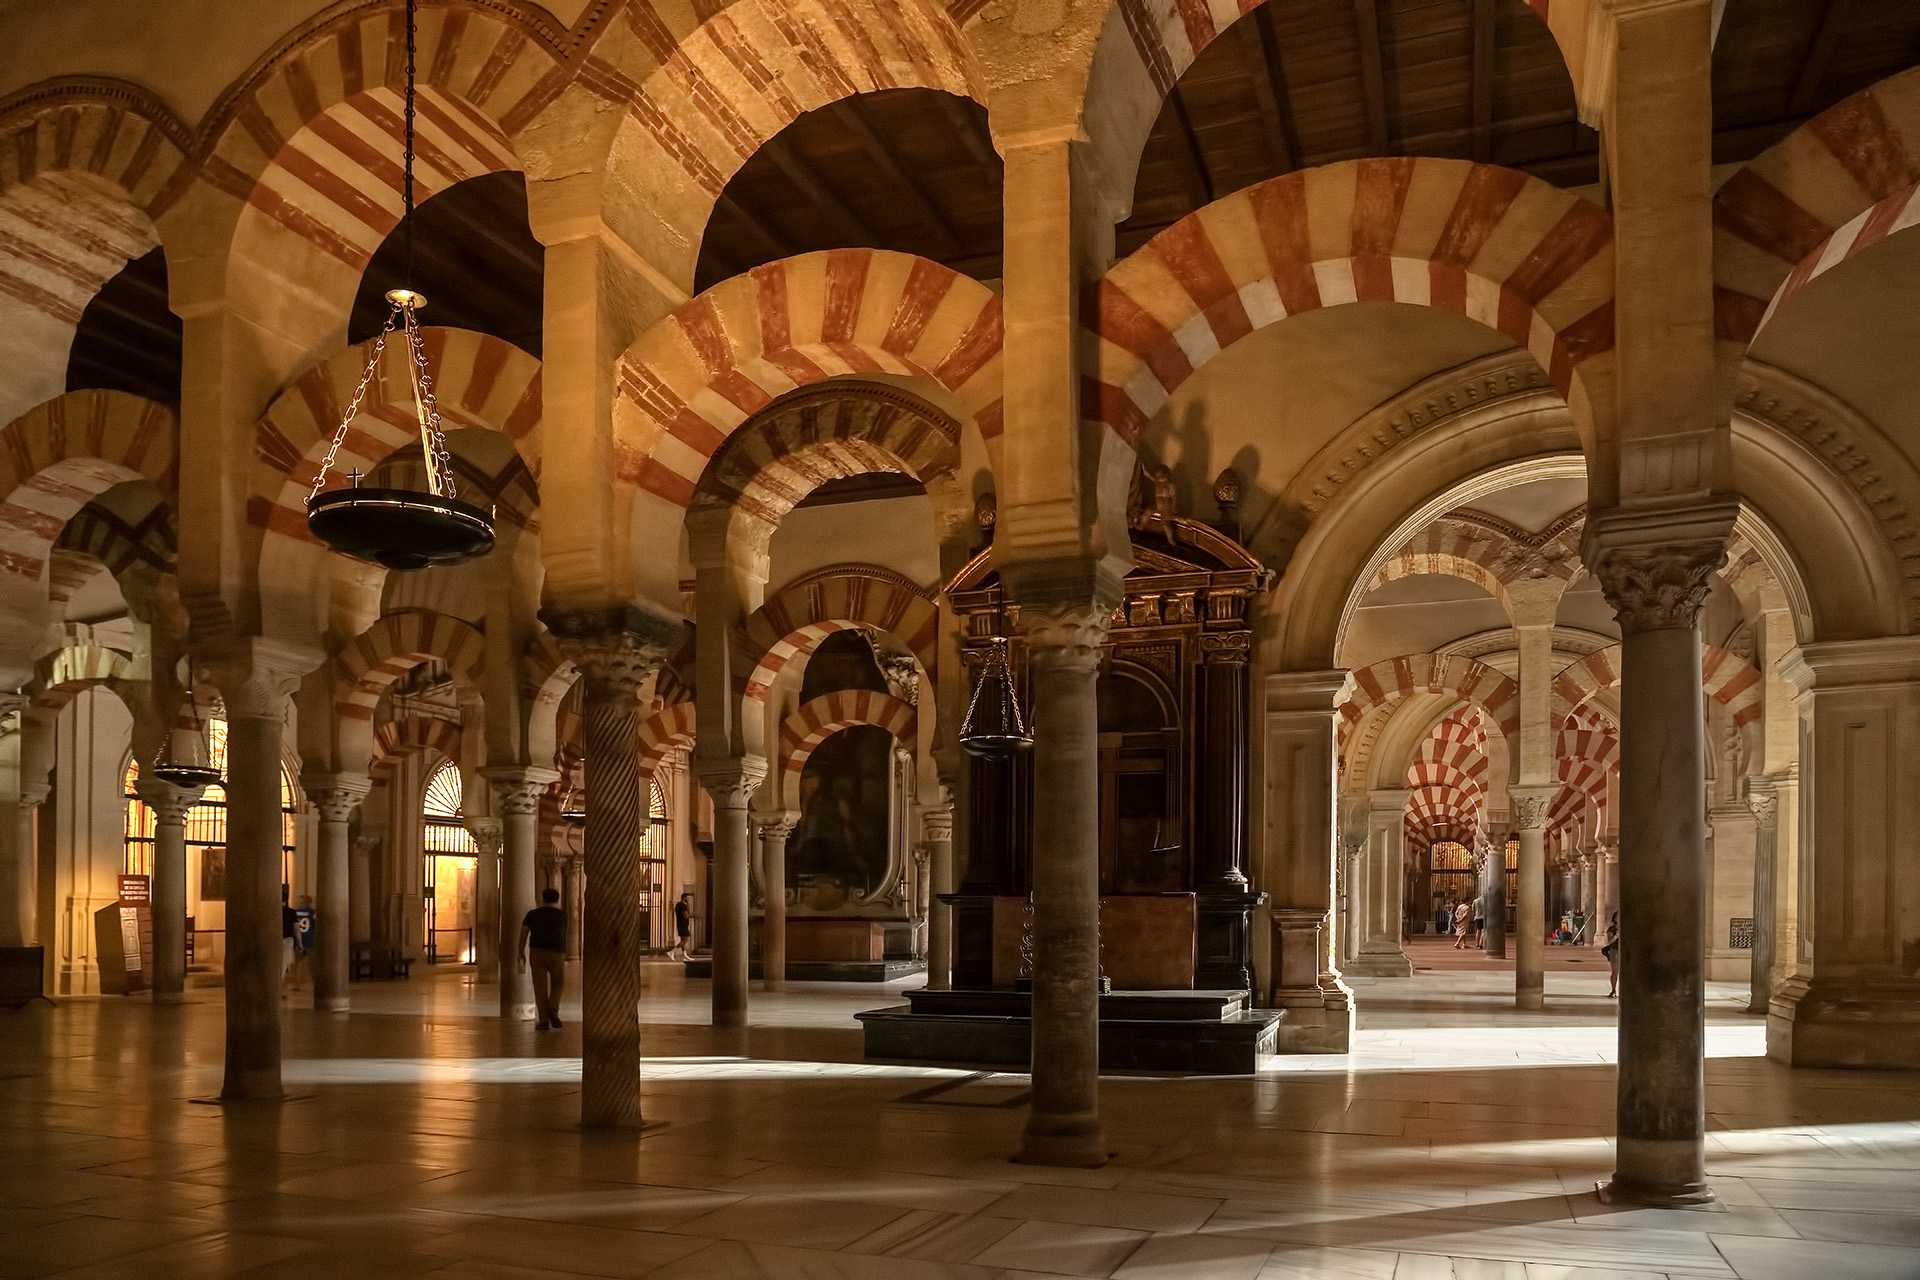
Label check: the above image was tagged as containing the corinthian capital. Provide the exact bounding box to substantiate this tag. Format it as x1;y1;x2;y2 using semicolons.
1018;601;1110;672
1510;787;1556;831
1747;791;1778;831
697;755;768;808
541;607;678;699
306;776;371;824
1582;502;1737;636
485;766;558;815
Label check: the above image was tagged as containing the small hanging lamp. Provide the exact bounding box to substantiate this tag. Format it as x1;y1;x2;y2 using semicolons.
558;780;587;826
150;686;221;790
959;636;1033;758
305;0;494;572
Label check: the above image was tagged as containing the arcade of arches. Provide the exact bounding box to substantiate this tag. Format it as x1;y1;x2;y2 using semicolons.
3;0;1920;1273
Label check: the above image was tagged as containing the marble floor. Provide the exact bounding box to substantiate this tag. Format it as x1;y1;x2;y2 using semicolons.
3;946;1917;1280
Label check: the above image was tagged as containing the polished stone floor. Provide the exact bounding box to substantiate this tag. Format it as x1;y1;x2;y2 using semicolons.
3;942;1917;1280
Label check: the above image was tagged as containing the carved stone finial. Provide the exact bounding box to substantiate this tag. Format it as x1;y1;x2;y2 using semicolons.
1214;467;1241;512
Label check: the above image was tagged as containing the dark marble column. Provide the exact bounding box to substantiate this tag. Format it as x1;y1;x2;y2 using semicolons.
305;778;368;1012
1194;631;1261;989
1745;782;1778;1016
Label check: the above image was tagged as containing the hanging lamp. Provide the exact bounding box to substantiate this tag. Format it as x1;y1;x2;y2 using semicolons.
959;636;1033;758
150;686;221;790
558;780;587;826
304;0;494;572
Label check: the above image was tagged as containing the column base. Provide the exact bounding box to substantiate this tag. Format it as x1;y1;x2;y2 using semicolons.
152;990;185;1006
1016;1113;1109;1168
1271;999;1355;1053
1608;1137;1710;1205
1767;976;1920;1067
1343;946;1413;978
1516;987;1543;1011
315;995;348;1013
1597;1177;1716;1208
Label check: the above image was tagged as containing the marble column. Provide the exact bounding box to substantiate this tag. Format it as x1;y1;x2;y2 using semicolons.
1016;602;1109;1168
1512;788;1555;1009
1349;791;1412;976
758;814;794;992
699;760;766;1027
467;818;502;983
211;646;308;1102
1589;507;1733;1206
923;800;954;990
550;619;668;1130
1745;782;1777;1016
1480;836;1508;958
305;779;368;1013
1194;630;1261;989
1597;841;1618;933
6;706;53;948
1264;671;1353;1051
487;769;553;1021
349;834;374;948
142;781;204;1004
1342;839;1363;963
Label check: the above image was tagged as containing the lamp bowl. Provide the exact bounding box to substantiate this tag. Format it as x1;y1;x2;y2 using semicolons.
308;488;494;570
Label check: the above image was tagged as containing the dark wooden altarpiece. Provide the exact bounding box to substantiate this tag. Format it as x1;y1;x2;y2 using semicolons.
944;489;1273;992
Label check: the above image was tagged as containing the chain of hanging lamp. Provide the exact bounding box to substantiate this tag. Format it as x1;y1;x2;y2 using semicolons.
308;0;456;504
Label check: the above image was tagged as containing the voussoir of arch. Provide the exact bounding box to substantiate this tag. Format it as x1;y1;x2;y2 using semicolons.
1338;653;1521;762
775;688;916;810
1088;158;1616;449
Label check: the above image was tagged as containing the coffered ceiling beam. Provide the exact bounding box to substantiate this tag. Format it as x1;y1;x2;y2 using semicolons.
1471;0;1496;163
830;99;966;260
1353;0;1391;154
1788;0;1852;115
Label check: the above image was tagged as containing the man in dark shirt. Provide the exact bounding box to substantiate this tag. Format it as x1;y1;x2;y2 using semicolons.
670;893;692;961
519;888;568;1030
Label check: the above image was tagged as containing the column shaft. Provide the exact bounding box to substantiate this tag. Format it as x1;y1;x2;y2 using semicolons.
581;679;645;1128
315;812;351;1010
701;769;761;1026
488;771;551;1021
220;699;291;1100
148;787;198;1004
0;797;22;950
1512;791;1553;1010
1746;788;1777;1015
924;804;954;989
1017;607;1107;1168
759;820;791;992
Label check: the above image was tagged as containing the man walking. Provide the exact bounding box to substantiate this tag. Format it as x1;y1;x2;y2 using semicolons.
519;887;568;1030
669;892;693;961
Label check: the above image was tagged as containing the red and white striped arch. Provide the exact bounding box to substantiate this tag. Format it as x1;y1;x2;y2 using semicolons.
334;611;486;726
0;89;190;426
738;569;938;705
29;643;134;710
1090;158;1616;445
639;701;698;776
590;0;981;289
254;328;542;544
372;714;462;777
776;688;916;809
616;249;1002;514
1338;653;1521;753
1713;66;1920;349
1552;643;1762;729
0;390;175;584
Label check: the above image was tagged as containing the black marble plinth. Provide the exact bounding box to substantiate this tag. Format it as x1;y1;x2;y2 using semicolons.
857;987;1280;1074
681;958;927;983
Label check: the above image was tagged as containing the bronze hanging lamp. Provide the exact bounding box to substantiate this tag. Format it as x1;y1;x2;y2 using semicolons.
149;685;221;790
959;635;1033;758
558;777;587;826
305;0;494;572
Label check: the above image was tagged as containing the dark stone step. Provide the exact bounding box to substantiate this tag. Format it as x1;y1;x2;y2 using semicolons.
904;987;1249;1021
680;959;927;983
857;1003;1279;1075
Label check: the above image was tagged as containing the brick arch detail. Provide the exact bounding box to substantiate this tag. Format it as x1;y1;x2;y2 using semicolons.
616;249;1003;515
1339;653;1521;753
0;390;176;584
1090;158;1615;445
738;569;938;704
1551;643;1761;728
372;715;462;776
776;689;916;809
639;701;698;776
334;611;486;724
1712;66;1920;347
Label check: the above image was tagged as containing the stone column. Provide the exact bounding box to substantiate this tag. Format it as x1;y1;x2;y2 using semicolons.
1264;671;1353;1051
1597;840;1618;932
305;778;368;1013
923;799;954;989
1016;602;1109;1168
1745;782;1778;1015
1341;838;1363;962
5;705;53;948
562;855;584;961
487;768;554;1020
1511;788;1555;1009
1481;833;1509;959
349;834;374;947
211;646;309;1101
142;781;204;1004
699;760;767;1027
757;814;794;992
550;618;668;1130
1195;631;1261;988
467;818;502;983
1589;507;1733;1206
1348;791;1412;976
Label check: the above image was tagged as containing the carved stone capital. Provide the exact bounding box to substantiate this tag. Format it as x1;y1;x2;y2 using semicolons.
1019;601;1110;673
484;766;559;815
306;778;371;824
755;814;798;841
1582;502;1737;635
921;805;954;843
1510;787;1556;831
541;607;678;700
140;781;205;823
206;641;314;721
1747;791;1778;831
466;818;503;856
697;756;768;809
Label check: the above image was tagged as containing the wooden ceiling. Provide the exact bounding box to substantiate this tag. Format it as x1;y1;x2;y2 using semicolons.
61;1;1920;411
